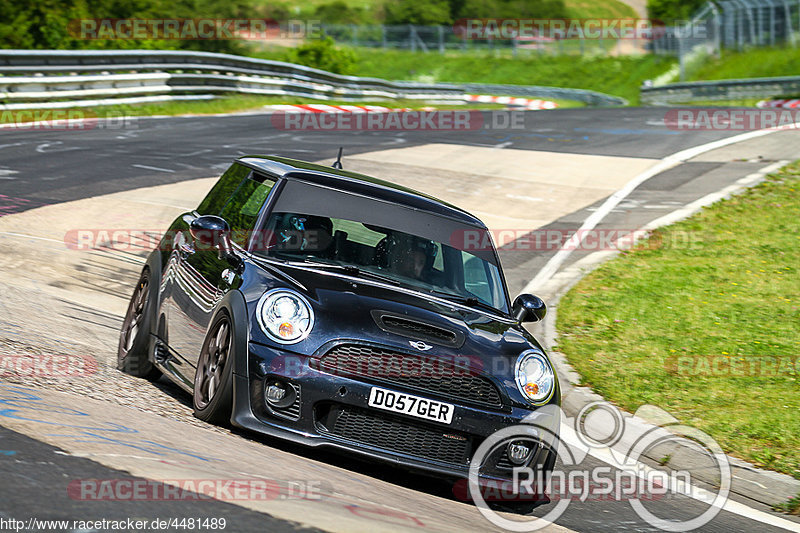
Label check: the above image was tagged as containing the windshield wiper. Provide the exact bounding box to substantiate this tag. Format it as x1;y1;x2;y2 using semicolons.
288;258;402;286
427;289;501;314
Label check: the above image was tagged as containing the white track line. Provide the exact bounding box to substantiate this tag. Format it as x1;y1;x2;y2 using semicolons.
131;164;175;173
560;427;800;532
522;126;792;294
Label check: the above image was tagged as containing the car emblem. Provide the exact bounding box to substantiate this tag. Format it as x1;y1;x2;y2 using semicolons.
409;340;433;351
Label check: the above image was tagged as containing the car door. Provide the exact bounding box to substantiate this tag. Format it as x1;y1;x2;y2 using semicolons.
168;165;277;374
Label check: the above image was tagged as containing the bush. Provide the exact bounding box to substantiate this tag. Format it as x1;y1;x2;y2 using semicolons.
314;1;366;25
284;36;357;74
647;0;706;23
455;0;568;20
0;0;251;53
384;0;453;25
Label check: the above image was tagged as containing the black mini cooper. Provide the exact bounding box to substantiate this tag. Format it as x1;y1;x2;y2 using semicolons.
119;155;560;495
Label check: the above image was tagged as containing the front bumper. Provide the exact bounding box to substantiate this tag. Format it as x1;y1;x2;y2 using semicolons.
231;341;560;481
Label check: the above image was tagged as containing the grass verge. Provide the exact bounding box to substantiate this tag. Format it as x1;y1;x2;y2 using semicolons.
686;46;800;81
774;494;800;515
556;161;800;479
0;94;545;124
349;49;674;105
564;0;638;18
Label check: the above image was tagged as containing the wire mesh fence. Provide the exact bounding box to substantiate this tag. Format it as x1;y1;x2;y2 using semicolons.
319;23;648;57
318;0;800;62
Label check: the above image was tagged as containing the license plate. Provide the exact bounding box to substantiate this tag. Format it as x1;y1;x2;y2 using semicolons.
367;387;454;424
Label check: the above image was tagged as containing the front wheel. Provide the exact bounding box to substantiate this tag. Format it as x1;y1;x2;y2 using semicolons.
193;312;234;425
118;269;161;380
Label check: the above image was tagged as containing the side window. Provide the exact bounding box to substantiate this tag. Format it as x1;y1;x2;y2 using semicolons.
219;174;276;247
462;253;492;304
196;163;251;215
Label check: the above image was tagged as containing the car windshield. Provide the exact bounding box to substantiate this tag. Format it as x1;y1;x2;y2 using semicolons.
256;211;508;313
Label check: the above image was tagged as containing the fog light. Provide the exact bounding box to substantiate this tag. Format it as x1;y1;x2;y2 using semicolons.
507;441;533;465
266;382;287;405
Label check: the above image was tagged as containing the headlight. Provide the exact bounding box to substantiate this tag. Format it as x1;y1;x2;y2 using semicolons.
515;350;555;405
256;289;314;344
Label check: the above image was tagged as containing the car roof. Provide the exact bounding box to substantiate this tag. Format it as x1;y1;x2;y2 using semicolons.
236;155;486;228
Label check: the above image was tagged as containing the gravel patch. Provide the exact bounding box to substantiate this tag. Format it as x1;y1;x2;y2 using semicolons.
0;337;232;436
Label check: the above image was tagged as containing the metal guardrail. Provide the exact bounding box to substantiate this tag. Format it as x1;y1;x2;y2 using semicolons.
463;83;626;106
640;75;800;104
0;49;464;104
0;49;624;109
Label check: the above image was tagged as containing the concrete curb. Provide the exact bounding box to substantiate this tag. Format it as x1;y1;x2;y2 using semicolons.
527;160;800;508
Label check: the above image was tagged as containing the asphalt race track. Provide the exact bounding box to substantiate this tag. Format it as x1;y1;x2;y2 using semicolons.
1;107;799;532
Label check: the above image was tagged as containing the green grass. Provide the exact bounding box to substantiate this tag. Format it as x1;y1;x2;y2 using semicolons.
256;0;639;25
681;98;765;107
774;494;800;515
686;46;800;81
564;0;638;18
556;162;800;479
347;49;674;104
0;94;524;122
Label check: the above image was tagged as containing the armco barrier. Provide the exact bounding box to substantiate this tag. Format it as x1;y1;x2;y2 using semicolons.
0;49;625;109
641;75;800;105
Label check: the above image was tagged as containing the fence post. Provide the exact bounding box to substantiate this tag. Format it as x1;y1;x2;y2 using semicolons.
438;25;445;53
779;0;792;45
678;25;686;81
382;25;387;49
351;24;358;46
410;24;416;52
711;3;722;56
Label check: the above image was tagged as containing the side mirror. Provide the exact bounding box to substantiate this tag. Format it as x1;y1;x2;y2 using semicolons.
512;294;547;323
189;215;243;273
190;215;231;250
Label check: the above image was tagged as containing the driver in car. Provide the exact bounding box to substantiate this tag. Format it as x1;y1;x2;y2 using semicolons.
389;235;437;282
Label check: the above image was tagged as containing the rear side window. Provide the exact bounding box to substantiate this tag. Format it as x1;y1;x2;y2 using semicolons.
196;163;251;215
219;174;276;247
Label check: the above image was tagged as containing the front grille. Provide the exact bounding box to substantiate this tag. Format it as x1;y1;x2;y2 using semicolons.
321;405;470;466
318;344;503;408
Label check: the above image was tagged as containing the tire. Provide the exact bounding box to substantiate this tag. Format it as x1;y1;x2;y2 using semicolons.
192;311;234;425
118;269;162;380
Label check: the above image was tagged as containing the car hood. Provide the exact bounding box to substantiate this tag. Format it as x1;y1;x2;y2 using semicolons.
244;261;543;375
